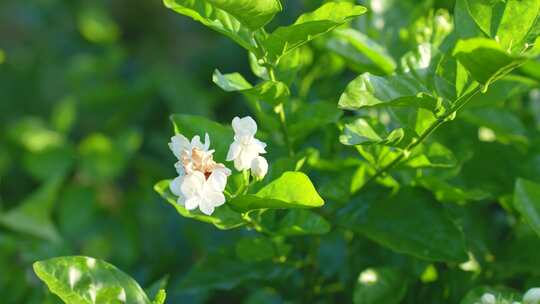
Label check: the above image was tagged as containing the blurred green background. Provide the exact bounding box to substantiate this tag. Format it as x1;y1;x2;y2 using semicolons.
0;0;459;303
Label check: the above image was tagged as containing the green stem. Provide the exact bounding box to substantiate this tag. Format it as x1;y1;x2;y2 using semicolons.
362;86;482;188
266;64;294;156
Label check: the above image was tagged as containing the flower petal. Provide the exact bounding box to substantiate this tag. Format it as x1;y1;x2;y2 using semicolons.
226;141;241;161
199;200;216;215
181;171;205;197
208;170;228;191
203;133;211;151
184;197;199;211
169;176;184;196
232;116;257;138
252;138;267;154
169;134;190;159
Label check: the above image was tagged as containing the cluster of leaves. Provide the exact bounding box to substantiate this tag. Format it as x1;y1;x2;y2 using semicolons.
3;0;540;303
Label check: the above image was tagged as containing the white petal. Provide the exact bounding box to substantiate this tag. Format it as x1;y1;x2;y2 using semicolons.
184;197;199;211
169;134;190;158
232;116;257;138
199;200;215;215
207;171;228;191
169;176;184;196
206;190;226;207
251;156;268;179
191;135;202;150
203;133;211;151
180;171;205;197
226;141;241;161
252;138;267;154
234;150;254;171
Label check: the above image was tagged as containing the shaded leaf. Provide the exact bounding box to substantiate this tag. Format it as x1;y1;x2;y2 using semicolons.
339;187;468;262
353;268;408;304
514;178;540;237
276;210;330;236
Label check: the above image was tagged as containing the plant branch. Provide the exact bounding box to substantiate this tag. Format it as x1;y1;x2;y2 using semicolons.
362;86;482;188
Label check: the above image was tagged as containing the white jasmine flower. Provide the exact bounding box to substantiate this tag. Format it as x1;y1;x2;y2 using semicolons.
481;293;496;304
169;132;231;215
174;171;227;215
524;288;540;304
251;156;268;180
226;116;267;171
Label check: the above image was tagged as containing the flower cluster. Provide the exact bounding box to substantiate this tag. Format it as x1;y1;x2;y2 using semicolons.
168;116;268;215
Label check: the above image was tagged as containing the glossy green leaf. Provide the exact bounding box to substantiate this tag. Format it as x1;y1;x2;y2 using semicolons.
212;69;290;105
263;2;367;62
229;171;324;212
326;28;396;75
170;114;233;162
163;0;282;52
338;73;440;111
0;174;64;242
154;180;245;230
276;210;330;236
514;179;540;237
453;38;530;87
456;0;540;52
353;268;407;304
339;118;406;147
33;256;151;304
339;187;468;262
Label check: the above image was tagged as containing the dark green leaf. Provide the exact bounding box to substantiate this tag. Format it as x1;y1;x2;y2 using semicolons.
514;178;540;237
339;187;468;262
353;268;408;304
276;210;330;236
235;237;275;262
339;118;406;147
0;174;64;242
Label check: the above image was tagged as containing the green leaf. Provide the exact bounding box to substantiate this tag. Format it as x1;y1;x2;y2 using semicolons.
339;118;406;147
152;290;166;304
163;0;282;52
212;69;290;105
326;28;396;75
453;38;531;87
338;73;440;111
353;268;408;304
288;101;342;143
179;251;290;292
462;107;528;144
229;172;324;212
263;2;367;62
276;210;330;236
456;0;540;52
33;256;151;304
235;236;275;262
170;114;233;162
339;187;468;262
514;179;540;237
0;174;64;242
154;180;245;230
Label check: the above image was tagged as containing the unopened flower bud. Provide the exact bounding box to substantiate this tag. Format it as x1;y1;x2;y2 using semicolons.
524;288;540;304
481;293;496;304
251;156;268;180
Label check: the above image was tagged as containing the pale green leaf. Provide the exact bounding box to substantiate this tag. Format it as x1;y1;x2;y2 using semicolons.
33;256;151;304
212;69;290;105
338;73;440;111
263;2;367;62
229;172;324;212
